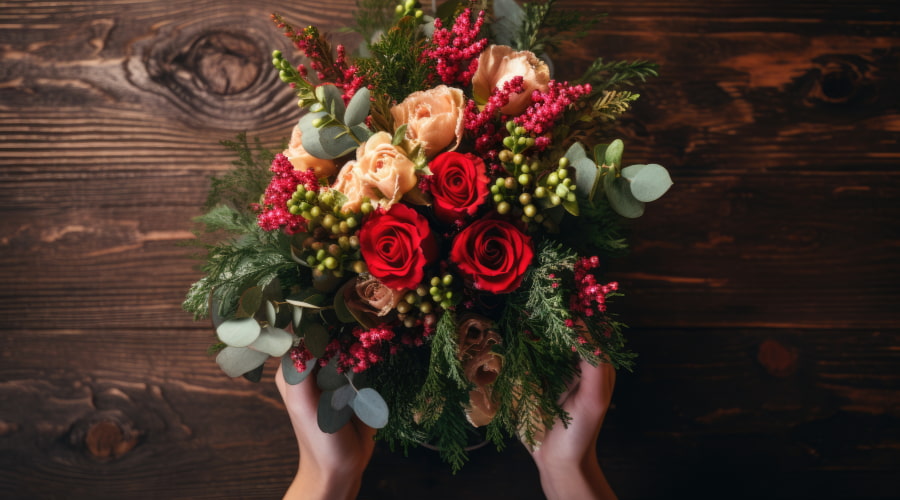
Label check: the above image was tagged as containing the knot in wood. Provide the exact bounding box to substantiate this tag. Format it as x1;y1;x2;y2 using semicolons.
80;416;140;460
757;339;798;378
184;32;262;96
805;56;868;105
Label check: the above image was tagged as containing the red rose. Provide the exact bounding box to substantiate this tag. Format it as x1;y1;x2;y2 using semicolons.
429;152;490;223
359;204;437;291
450;218;534;294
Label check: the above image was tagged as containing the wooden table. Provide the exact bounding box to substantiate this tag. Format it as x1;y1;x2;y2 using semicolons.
1;1;898;498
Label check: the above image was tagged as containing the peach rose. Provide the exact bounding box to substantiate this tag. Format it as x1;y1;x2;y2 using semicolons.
355;132;418;210
472;45;550;116
283;124;338;179
390;85;465;158
330;161;367;212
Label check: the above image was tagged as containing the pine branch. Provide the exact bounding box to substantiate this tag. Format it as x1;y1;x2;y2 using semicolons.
578;58;659;92
355;15;433;103
513;0;598;56
182;205;296;320
209;133;278;211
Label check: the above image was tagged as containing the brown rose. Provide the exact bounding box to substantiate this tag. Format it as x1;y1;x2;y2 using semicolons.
471;45;550;116
457;314;503;427
341;274;402;328
355;132;418;210
283;124;338;179
390;85;466;158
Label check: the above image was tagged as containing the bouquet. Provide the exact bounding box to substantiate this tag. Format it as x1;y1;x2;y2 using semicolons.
184;0;672;469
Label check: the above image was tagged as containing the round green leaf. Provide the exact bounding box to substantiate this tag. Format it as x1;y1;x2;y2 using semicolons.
216;346;268;378
331;383;357;410
604;170;645;219
317;390;354;433
216;318;261;347
237;286;263;318
319;84;346;122
282;354;316;385
622;163;673;202
344;87;370;127
316;358;349;391
350;388;389;429
249;326;293;357
603;139;624;168
265;300;277;326
302;323;330;358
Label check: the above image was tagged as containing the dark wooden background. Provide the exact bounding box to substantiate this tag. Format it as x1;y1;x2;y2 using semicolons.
1;0;898;498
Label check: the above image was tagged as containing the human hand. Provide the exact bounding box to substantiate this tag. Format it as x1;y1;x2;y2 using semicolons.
529;358;617;500
275;362;377;500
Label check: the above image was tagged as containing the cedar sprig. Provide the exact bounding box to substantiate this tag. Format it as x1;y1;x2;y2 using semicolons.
578;58;660;92
513;0;600;56
355;14;434;103
206;133;278;211
182;205;296;320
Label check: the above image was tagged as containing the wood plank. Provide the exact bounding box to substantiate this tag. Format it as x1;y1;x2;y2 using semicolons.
2;327;897;498
1;0;898;498
1;171;895;330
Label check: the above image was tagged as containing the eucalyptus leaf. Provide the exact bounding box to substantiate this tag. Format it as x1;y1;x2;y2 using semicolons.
317;358;349;391
249;325;294;357
349;387;389;429
303;322;330;358
265;300;277;326
236;286;263;318
351;124;373;143
318;84;346;122
333;284;359;324
331;383;357;410
622;163;673;202
216;346;269;378
604;170;645;219
281;354;317;385
564;142;589;163
209;294;226;328
308;124;359;159
317;390;354;433
490;0;526;47
242;363;264;383
216;317;261;347
603;139;624;168
344;87;370;127
285;298;326;309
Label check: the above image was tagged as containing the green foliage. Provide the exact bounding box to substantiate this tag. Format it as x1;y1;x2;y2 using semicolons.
592;89;642;123
562;197;629;256
355;15;433;103
578;58;660;92
208;133;278;210
512;0;598;56
414;311;468;426
490;241;582;447
369;345;430;450
348;0;399;44
182;204;296;320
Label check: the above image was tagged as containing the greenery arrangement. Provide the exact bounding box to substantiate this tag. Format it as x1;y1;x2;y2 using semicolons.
184;0;671;471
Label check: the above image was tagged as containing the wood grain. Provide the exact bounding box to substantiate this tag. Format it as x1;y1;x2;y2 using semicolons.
1;0;898;498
